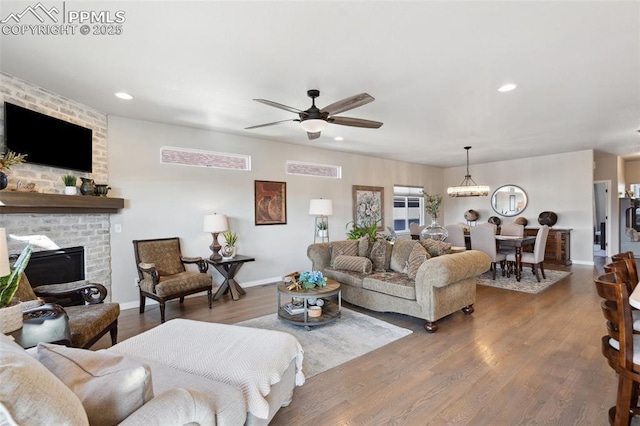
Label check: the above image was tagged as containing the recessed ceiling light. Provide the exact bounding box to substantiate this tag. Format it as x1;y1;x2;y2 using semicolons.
498;83;517;93
334;136;344;141
114;92;133;100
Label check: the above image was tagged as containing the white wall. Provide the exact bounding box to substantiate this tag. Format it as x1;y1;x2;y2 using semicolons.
107;116;442;305
442;150;594;265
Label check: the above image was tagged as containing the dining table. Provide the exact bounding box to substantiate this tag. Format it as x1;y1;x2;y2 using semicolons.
494;235;536;282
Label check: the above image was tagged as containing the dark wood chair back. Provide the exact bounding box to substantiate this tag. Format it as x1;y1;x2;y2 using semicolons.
604;260;635;295
594;271;640;425
612;252;639;289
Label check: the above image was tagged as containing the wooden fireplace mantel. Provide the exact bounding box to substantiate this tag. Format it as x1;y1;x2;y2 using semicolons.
0;191;124;214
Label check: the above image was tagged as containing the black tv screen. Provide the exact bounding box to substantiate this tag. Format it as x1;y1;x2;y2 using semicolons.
4;102;93;173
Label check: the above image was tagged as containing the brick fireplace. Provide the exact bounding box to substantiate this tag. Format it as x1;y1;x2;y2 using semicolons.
0;73;115;299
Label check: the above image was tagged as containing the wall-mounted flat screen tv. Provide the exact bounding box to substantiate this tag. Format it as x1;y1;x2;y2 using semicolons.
4;102;93;173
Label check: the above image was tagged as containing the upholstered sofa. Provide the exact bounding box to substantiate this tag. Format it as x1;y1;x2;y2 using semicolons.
307;238;491;333
1;318;304;426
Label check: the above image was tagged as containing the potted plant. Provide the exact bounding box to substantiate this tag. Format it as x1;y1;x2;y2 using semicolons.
61;174;77;195
0;150;27;191
317;221;328;238
346;220;380;242
220;231;238;259
0;244;33;333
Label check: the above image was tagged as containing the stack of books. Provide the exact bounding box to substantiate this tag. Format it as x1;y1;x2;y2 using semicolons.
283;303;305;315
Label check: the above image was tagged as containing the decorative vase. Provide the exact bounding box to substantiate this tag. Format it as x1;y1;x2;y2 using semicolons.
420;218;449;242
64;186;77;195
220;244;236;259
0;298;23;334
317;229;328;238
79;177;95;196
0;171;7;190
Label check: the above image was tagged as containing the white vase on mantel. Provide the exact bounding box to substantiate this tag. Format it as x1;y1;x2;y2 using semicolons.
65;186;77;195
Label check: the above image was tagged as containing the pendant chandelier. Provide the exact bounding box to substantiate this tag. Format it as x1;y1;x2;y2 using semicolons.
447;146;490;197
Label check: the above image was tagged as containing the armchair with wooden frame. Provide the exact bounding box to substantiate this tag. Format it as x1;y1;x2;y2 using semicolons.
133;237;213;323
15;273;119;349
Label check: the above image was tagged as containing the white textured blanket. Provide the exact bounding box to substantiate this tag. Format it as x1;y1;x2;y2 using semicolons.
110;318;304;420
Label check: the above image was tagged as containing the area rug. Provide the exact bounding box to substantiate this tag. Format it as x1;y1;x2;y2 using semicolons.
236;308;412;378
477;268;571;294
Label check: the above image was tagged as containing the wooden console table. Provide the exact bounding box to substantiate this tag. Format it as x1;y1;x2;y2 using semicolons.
524;227;572;266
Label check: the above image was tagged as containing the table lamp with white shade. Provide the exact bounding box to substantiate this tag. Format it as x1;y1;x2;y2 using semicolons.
203;214;229;261
309;199;333;243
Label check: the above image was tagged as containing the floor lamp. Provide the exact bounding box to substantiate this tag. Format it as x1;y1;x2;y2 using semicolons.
309;199;333;243
203;214;229;261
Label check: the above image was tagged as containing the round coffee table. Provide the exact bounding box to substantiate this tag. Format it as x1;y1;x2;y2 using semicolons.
276;279;341;330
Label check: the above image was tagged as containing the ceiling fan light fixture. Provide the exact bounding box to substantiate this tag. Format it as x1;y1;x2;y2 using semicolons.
300;119;328;133
447;146;490;197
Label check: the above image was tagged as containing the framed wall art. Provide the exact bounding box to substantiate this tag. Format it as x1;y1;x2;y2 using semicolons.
352;185;384;230
254;180;287;225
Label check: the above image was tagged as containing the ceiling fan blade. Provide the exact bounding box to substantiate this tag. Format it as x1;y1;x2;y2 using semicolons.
321;93;374;115
307;132;321;140
245;119;298;130
329;116;383;128
253;99;304;114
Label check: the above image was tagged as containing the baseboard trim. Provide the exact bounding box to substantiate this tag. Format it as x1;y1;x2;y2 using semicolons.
119;276;282;311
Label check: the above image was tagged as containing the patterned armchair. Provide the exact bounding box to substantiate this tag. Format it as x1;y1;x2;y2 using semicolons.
133;237;212;323
15;273;120;349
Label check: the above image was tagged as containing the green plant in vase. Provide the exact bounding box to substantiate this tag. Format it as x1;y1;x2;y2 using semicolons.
62;174;77;186
220;231;238;258
0;244;33;308
222;231;238;246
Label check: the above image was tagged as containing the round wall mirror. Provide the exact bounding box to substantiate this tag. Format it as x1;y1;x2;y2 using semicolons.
491;185;528;217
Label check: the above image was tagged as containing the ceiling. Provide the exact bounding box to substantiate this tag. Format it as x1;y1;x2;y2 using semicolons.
1;1;638;168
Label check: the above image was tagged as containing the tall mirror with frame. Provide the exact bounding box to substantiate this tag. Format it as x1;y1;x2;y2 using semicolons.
491;185;528;217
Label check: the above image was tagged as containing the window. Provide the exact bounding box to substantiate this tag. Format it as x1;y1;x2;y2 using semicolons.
393;186;424;232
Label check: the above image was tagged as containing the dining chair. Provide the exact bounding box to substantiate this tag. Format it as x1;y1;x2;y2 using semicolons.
594;271;640;425
612;252;639;288
386;226;398;242
506;225;549;282
444;225;466;248
409;222;421;240
497;222;525;256
470;225;506;280
500;222;524;237
477;222;498;233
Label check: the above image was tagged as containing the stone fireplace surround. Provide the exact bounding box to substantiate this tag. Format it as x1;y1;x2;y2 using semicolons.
0;73;115;299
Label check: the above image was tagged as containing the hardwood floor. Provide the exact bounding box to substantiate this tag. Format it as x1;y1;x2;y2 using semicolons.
93;259;617;425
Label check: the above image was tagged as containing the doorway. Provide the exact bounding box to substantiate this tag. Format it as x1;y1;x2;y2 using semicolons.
593;181;609;258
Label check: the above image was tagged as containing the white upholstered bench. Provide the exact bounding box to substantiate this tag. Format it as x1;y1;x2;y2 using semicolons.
110;318;304;425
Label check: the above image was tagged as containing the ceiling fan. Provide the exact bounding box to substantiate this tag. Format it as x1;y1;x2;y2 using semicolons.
245;89;383;140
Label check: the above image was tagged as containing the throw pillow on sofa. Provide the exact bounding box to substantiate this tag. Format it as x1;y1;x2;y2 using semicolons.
37;343;154;426
407;244;430;279
420;239;452;257
369;240;393;272
0;334;89;426
390;239;419;273
330;240;359;267
334;255;373;273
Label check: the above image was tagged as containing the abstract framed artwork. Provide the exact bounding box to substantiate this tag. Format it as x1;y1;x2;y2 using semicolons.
254;180;287;225
352;185;384;230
